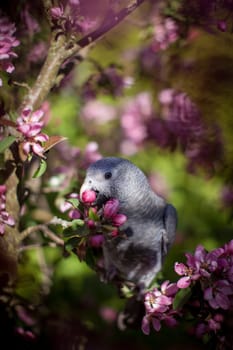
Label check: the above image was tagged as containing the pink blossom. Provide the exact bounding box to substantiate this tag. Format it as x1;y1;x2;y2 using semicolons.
142;281;179;335
152;18;179;52
17;107;49;159
120;93;153;155
141;315;151;334
111;213;127;227
0;11;20;84
50;7;64;19
155;89;223;174
81;190;96;204
204;280;233;310
68;209;81;219
103;199;120;219
174;262;198;288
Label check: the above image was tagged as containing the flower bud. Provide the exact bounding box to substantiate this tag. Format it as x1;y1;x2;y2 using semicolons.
104;198;120;219
81;190;96;204
112;213;127;227
68;209;81;219
111;228;119;237
87;219;96;229
89;234;104;247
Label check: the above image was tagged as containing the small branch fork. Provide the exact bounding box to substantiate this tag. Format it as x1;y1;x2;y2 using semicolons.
19;224;64;246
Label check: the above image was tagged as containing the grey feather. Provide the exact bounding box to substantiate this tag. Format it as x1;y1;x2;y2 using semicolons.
80;157;177;290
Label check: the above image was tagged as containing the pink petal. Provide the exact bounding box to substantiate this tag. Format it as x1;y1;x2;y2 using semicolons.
17;123;30;135
152;317;161;332
111;213;127;227
26;123;43;137
34;133;49;142
177;276;191;289
30;109;44;122
22;141;31;155
215;293;230;310
104;198;120;219
164;316;178;327
32;142;44;156
141;316;150;335
204;287;213;301
174;262;187;275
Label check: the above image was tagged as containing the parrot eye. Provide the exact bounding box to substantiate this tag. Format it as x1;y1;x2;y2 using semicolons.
104;171;112;179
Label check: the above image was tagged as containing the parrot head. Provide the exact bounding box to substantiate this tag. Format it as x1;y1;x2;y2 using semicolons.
80;157;150;207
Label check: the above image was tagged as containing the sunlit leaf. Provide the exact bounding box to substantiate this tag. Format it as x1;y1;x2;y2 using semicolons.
43;135;67;152
88;207;99;221
71;219;85;228
66;198;80;208
33;159;47;178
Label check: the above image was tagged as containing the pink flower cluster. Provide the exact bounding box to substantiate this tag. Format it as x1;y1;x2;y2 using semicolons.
142;281;179;334
50;0;99;35
62;190;127;256
174;241;233;340
81;191;127;245
0;11;20;86
0;185;15;235
17;107;49;159
152;17;179;52
175;242;233;310
142;240;233;346
120;93;153;155
149;89;223;174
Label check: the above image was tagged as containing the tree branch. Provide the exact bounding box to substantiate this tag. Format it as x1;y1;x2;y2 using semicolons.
20;224;64;246
20;34;69;110
77;0;146;48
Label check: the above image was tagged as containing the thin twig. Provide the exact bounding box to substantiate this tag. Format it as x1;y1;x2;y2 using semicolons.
20;224;64;246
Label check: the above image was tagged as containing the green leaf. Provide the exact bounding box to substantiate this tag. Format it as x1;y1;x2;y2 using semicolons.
88;207;99;221
33;159;47;178
66;198;80;208
0;136;17;153
65;236;84;251
63;224;87;237
71;219;85;228
173;287;192;310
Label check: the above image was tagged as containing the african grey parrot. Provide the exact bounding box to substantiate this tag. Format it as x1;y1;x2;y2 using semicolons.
80;157;177;291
